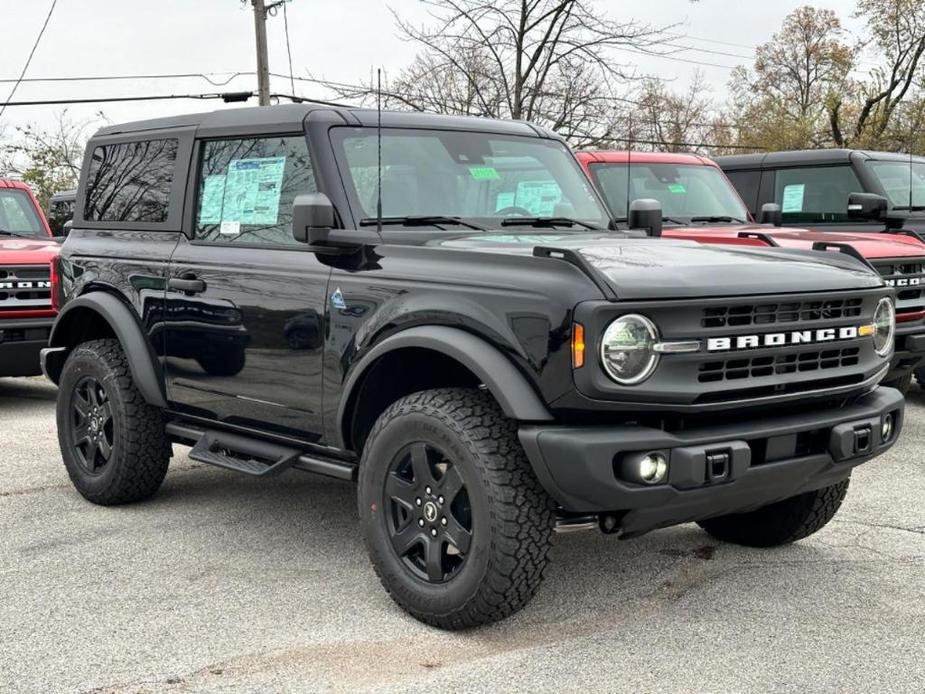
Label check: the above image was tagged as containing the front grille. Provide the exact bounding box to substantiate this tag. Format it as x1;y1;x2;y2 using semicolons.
873;259;925;314
0;265;52;311
699;347;861;382
702;298;863;328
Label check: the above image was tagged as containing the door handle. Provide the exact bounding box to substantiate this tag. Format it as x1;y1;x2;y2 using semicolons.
168;275;207;294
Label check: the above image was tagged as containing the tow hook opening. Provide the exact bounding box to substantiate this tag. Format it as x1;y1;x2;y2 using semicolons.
853;425;872;455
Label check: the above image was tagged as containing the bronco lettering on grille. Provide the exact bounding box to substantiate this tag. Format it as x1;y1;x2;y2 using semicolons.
707;326;861;352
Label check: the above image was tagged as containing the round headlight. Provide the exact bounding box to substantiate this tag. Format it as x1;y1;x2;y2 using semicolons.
873;297;895;357
600;314;659;384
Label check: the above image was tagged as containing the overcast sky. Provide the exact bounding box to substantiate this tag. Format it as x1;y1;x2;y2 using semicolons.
1;0;863;137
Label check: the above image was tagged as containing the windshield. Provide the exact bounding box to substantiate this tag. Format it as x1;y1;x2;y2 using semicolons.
0;188;45;236
867;160;925;210
331;127;611;228
589;162;750;223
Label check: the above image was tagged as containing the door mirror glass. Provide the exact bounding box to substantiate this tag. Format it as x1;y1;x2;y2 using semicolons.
758;203;782;226
847;192;888;221
292;193;335;243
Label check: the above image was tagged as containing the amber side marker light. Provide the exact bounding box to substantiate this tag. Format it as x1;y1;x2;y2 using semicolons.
858;324;875;337
572;323;585;368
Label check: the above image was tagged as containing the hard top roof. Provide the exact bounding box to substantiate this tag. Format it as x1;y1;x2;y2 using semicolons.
715;148;925;170
575;150;716;167
91;103;558;140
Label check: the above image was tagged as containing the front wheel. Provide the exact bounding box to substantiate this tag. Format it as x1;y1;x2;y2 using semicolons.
882;372;912;395
358;388;555;629
698;479;850;547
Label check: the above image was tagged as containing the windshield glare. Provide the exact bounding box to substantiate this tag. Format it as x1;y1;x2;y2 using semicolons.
590;162;749;222
332;128;610;228
0;189;44;236
867;161;925;209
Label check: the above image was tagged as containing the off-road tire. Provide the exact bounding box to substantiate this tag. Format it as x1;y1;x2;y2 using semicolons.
58;338;171;505
358;387;555;629
698;479;850;547
882;372;913;395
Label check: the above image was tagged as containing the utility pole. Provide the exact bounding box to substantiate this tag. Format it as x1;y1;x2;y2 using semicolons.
252;0;271;106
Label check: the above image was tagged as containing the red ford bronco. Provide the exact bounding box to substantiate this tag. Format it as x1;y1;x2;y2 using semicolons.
0;179;59;377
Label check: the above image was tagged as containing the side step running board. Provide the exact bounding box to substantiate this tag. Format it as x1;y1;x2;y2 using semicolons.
166;423;357;481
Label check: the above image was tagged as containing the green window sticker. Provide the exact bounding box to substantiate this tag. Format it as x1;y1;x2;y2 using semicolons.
667;183;686;194
781;183;805;213
470;166;500;180
222;156;287;225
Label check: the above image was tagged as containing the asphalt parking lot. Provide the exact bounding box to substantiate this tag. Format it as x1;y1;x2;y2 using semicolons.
1;377;923;694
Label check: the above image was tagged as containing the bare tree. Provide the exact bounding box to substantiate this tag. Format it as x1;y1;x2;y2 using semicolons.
837;0;925;146
0;110;98;207
330;0;670;146
634;72;717;152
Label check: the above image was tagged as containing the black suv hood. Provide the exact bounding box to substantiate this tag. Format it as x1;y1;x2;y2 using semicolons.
436;233;883;299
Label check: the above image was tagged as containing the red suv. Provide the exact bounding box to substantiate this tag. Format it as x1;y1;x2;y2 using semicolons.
0;180;60;377
576;151;925;392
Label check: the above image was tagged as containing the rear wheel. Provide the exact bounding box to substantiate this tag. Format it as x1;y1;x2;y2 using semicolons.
358;388;555;629
698;479;850;547
58;339;171;505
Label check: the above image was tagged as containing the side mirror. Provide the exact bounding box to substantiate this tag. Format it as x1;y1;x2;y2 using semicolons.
847;192;888;221
292;192;335;243
758;203;782;227
628;198;663;237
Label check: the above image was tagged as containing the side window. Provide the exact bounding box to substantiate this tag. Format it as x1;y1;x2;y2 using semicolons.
773;166;863;223
84;139;178;222
724;170;761;214
194;135;316;245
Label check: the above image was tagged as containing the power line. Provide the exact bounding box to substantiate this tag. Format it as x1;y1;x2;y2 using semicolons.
0;72;254;87
0;92;255;108
282;3;296;96
1;0;58;120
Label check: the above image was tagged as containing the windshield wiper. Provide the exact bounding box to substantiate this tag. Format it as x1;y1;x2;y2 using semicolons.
890;206;925;211
0;229;35;239
689;215;747;224
499;216;600;230
358;215;486;231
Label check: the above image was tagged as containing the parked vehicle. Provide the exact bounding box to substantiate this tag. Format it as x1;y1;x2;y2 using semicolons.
43;106;903;629
0;179;59;377
576;150;925;393
715;150;925;234
47;188;77;236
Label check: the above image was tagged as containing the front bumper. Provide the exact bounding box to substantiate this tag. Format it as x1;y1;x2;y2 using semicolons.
519;387;904;536
0;318;54;377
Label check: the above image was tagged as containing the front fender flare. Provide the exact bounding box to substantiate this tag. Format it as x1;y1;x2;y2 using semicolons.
338;326;554;446
47;293;167;408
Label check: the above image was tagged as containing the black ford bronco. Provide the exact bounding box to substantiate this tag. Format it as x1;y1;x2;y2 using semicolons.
43;105;903;629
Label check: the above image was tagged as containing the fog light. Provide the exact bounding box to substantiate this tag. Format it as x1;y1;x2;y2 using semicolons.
639;453;668;484
881;413;894;442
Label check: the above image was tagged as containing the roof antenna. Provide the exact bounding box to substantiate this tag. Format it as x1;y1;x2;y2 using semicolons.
376;67;384;240
625;115;632;224
910;148;914;213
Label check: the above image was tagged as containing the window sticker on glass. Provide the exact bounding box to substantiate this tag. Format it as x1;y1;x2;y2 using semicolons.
469;166;500;180
515;180;562;216
222;156;286;225
781;183;805;213
667;183;686;194
198;175;226;224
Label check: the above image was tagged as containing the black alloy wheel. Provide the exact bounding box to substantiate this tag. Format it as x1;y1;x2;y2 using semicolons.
384;442;472;583
70;375;114;474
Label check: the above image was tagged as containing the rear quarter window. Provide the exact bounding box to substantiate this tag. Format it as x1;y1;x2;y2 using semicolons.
83;139;178;223
773;166;862;223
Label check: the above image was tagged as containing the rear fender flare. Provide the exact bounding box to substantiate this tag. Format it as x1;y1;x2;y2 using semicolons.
48;293;166;408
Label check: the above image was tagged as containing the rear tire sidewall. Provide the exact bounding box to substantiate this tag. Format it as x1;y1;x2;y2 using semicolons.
58;346;131;498
359;410;493;618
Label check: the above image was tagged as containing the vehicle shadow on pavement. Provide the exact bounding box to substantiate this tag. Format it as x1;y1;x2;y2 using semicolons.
0;377;56;407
